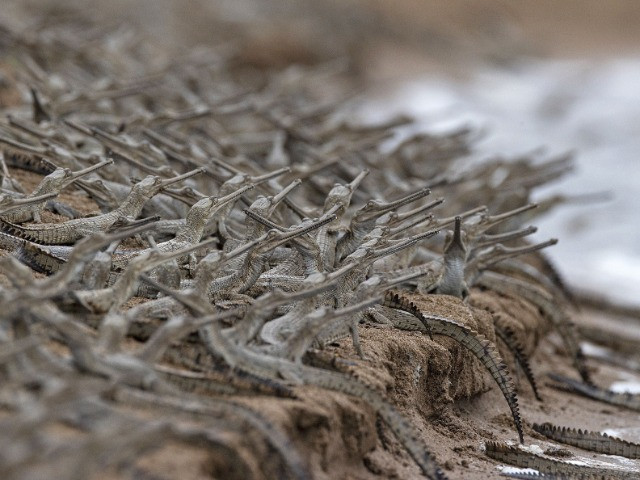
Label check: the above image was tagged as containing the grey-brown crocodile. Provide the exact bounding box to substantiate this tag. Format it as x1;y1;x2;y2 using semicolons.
0;216;159;276
431;215;469;298
2;147;58;175
0;168;203;244
335;187;432;262
109;184;254;272
0;230;69;274
478;271;592;384
495;324;542;401
548;374;640;412
0;192;57;218
1;159;112;223
500;472;588;479
500;468;623;479
71;237;221;314
533;422;640;459
503;470;633;480
383;290;525;444
485;441;637;479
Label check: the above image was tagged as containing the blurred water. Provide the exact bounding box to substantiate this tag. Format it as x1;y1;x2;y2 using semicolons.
362;58;640;305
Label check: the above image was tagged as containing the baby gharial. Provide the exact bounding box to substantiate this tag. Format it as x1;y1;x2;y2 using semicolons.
431;216;469;299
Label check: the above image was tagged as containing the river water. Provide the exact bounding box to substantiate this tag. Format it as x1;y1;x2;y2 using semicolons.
362;57;640;305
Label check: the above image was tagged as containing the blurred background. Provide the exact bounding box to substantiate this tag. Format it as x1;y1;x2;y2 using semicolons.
5;0;640;304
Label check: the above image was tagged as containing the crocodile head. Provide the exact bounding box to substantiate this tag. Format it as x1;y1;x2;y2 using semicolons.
184;196;217;228
48;168;71;182
133;168;206;200
323;183;354;216
443;216;467;259
247;195;273;218
352;187;431;226
131;175;165;199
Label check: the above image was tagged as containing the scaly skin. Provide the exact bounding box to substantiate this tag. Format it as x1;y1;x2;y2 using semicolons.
110;185;252;271
478;271;591;384
2;148;58;174
304;368;448;480
0;170;203;244
258;266;357;346
154;364;289;397
239;179;302;244
229;270;354;347
2;217;159;277
15;240;67;275
0;215;116;244
503;472;619;479
0;231;69;274
73;236;220;314
1;159;111;223
383;290;525;443
500;473;572;479
432;216;468;298
287;297;380;362
316;170;368;269
313;228;440;355
335;187;431;262
533;422;640;459
501;469;618;479
155;352;296;399
495;325;542;401
549;374;640;412
485;441;637;479
254;360;449;479
208;214;337;301
244;206;336;276
0;192;57;219
211;168;290;242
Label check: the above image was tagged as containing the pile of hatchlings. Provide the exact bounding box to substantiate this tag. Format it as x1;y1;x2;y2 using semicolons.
1;12;638;480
